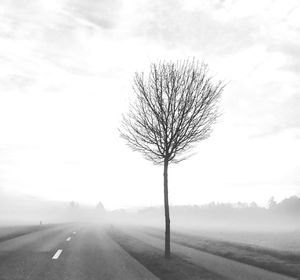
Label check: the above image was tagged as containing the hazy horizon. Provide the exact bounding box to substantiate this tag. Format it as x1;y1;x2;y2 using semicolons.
2;187;300;233
1;182;298;211
1;185;298;210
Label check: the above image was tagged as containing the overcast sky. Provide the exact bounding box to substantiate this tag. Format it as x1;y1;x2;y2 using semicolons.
0;0;299;209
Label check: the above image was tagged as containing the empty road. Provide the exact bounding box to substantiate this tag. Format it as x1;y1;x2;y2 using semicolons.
0;224;158;280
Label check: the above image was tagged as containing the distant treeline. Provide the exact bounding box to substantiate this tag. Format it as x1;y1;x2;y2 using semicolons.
110;196;300;230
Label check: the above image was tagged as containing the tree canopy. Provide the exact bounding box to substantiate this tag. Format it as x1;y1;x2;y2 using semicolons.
120;60;224;164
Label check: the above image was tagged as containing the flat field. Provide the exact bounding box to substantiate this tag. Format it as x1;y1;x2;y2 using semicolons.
0;224;55;242
109;225;300;280
182;229;300;252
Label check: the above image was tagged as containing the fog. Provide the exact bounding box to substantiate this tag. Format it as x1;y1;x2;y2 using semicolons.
0;184;300;232
2;187;298;233
0;189;106;226
2;189;300;255
109;196;300;232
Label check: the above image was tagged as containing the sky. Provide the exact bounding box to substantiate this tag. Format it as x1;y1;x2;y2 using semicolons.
0;0;299;210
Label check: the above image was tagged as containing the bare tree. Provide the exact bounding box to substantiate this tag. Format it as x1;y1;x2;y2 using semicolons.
120;59;224;258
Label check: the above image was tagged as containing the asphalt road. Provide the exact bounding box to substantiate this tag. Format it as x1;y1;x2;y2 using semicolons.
0;224;158;280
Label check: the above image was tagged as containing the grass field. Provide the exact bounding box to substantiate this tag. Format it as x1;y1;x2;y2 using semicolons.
109;227;226;280
183;229;300;252
0;224;55;242
138;227;300;279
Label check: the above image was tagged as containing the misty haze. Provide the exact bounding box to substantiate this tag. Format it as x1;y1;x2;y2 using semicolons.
0;1;300;280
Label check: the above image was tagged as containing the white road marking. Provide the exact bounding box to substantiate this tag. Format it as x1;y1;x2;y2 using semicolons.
66;237;71;241
73;231;76;235
52;249;63;260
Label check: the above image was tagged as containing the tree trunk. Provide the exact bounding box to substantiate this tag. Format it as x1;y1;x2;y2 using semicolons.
163;158;171;258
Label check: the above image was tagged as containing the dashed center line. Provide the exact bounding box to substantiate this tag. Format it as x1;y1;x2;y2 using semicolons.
52;249;63;260
73;231;76;235
66;237;71;241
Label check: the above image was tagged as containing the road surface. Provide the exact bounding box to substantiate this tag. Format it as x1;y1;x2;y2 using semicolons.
0;224;158;280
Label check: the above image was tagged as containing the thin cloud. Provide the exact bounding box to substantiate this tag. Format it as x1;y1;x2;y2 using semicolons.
128;0;257;55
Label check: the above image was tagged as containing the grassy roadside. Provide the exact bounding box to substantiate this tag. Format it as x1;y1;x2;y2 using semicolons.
109;227;226;280
0;224;54;243
143;229;300;279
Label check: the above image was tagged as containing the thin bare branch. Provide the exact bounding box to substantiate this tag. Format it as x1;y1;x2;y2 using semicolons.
120;59;224;164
